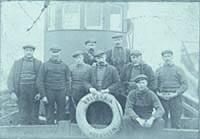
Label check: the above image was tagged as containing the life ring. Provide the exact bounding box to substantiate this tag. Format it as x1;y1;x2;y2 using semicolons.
76;93;123;138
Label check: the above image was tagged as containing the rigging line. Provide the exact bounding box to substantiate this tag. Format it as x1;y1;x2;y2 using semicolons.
26;0;50;32
17;2;34;21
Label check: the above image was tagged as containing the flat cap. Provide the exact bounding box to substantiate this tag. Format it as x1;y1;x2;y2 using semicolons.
72;50;84;58
161;50;173;56
94;50;105;57
130;50;142;57
112;34;123;39
50;46;61;53
134;74;148;83
85;39;96;45
23;45;36;50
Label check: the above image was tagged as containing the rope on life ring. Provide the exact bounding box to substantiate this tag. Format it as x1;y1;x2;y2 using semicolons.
76;93;123;138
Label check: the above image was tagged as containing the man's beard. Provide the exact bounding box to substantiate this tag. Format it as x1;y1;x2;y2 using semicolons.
112;47;126;64
88;48;94;54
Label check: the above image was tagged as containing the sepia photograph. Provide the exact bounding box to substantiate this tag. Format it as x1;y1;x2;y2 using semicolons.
0;0;199;139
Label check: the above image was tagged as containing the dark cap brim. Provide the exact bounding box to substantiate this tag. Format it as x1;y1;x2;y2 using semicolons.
161;50;173;56
85;40;96;45
23;46;36;50
112;35;123;39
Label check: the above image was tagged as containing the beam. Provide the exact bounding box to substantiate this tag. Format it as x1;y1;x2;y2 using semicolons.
0;0;200;2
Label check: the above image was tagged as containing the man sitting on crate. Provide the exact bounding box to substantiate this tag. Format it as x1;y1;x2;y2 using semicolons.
121;74;165;136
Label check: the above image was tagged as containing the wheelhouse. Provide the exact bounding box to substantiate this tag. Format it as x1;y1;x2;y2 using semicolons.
44;2;129;64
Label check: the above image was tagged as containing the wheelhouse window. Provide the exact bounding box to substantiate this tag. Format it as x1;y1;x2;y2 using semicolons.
85;3;103;30
62;3;81;29
110;6;122;32
48;3;57;30
46;3;125;32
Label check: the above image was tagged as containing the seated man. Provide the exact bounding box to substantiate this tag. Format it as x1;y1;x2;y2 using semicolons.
122;74;165;136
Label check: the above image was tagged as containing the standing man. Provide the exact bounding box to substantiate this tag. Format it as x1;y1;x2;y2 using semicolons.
120;50;156;112
37;47;71;124
87;50;120;125
70;51;92;122
122;74;165;136
156;50;188;128
121;50;156;95
7;45;42;125
83;39;97;65
106;35;130;75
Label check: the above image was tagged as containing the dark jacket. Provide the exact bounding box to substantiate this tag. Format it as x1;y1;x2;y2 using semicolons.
7;57;42;97
86;64;120;94
106;47;130;74
83;52;96;65
120;62;157;94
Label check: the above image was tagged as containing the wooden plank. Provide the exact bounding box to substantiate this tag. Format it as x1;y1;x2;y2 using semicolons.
0;123;198;139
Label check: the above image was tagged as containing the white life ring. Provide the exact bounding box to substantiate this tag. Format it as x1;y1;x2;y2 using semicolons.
76;93;123;138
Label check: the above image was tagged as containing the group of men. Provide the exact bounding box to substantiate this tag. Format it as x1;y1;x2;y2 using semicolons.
7;35;188;134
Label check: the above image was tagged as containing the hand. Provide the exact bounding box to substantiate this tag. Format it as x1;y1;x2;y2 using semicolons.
167;92;178;99
157;92;170;100
41;96;48;104
92;63;97;67
65;96;69;102
136;117;145;127
10;92;18;101
101;89;109;94
34;93;41;101
89;88;98;94
144;117;155;128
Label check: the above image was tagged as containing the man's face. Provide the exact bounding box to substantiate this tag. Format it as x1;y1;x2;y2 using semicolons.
131;55;141;64
50;51;61;60
86;42;96;52
162;53;173;64
113;38;123;46
95;54;106;65
24;48;34;58
74;55;84;64
136;80;148;91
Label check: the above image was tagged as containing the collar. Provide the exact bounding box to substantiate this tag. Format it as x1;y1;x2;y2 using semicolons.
23;57;34;62
132;60;144;67
164;62;174;67
114;45;123;48
136;88;149;96
49;58;62;64
97;62;108;68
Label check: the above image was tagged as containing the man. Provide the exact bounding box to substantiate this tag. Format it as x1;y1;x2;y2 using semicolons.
87;50;120;125
121;50;156;95
7;45;42;125
37;47;71;124
122;74;165;136
106;35;130;75
156;50;188;128
83;39;97;65
69;51;92;122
